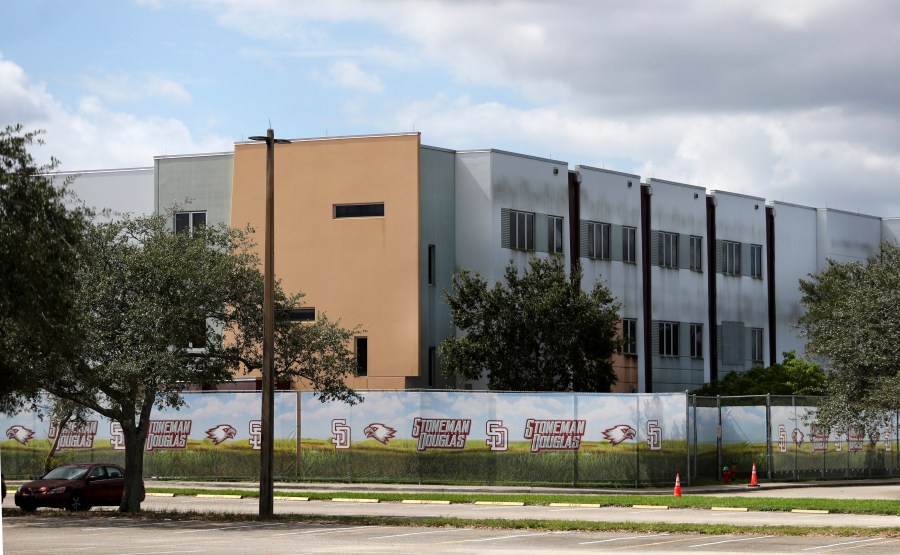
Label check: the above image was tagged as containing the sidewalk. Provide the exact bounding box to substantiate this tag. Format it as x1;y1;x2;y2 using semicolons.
144;477;900;498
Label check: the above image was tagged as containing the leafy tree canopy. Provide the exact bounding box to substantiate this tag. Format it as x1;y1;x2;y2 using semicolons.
8;210;361;512
798;243;900;433
440;257;621;392
0;125;89;411
692;351;826;396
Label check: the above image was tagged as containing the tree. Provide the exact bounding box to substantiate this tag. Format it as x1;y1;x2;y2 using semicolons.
440;257;621;391
692;351;826;396
43;398;91;475
798;243;900;434
16;211;360;512
0;125;89;413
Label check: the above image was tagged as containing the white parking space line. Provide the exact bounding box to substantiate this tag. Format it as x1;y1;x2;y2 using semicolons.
802;537;884;551
370;529;467;540
626;509;670;514
113;551;205;555
580;533;668;545
454;531;553;543
173;522;281;534
688;535;774;548
270;525;379;537
548;507;588;513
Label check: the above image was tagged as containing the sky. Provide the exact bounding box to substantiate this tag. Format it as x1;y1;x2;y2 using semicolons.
2;0;900;216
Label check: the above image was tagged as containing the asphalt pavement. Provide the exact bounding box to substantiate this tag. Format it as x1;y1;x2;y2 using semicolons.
142;476;900;500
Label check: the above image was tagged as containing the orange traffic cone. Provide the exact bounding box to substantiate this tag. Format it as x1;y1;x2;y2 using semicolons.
749;463;760;487
673;473;682;497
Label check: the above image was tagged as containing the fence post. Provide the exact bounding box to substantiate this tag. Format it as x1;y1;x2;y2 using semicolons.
685;391;691;486
716;395;722;481
635;394;641;488
792;395;798;481
572;393;579;487
765;393;772;482
692;394;698;482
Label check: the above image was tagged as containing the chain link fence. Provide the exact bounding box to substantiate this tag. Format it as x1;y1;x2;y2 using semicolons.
2;391;897;485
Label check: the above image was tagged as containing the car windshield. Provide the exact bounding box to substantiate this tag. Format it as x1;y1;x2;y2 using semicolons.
42;466;89;480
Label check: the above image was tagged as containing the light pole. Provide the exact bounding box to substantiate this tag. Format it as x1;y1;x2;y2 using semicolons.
248;128;289;518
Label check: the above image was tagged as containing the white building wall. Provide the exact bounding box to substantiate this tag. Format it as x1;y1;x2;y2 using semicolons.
771;201;818;360
576;166;643;391
816;209;882;268
883;218;900;244
52;167;154;219
645;178;709;392
453;149;569;389
455;151;494;280
712;191;769;374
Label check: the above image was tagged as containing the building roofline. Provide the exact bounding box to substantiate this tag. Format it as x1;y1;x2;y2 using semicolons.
155;151;233;161
45;167;153;176
456;148;567;166
421;144;457;154
574;165;641;179
644;177;705;191
817;206;882;220
709;189;766;202
769;199;817;211
234;131;420;146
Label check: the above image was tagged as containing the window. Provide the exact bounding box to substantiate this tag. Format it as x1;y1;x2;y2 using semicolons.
355;337;368;376
623;227;637;264
751;328;764;363
658;232;679;268
689;323;703;358
689;236;703;271
622;318;637;356
548;216;564;254
286;308;315;322
428;346;436;387
427;244;435;285
105;466;123;479
723;241;741;275
587;222;611;260
509;210;535;251
750;244;763;278
658;321;680;357
334;203;385;218
175;211;206;235
187;319;207;350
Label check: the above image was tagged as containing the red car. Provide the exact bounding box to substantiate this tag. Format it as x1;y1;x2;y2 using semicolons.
14;463;144;512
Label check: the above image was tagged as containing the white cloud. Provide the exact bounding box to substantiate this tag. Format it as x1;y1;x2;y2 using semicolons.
327;60;384;93
384;95;900;216
81;73;193;105
0;55;231;171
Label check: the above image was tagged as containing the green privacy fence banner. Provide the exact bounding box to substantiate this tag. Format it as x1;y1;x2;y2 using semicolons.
691;395;900;482
3;391;896;484
298;390;688;486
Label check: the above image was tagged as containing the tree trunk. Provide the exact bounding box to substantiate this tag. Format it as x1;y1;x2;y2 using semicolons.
119;415;148;513
44;411;73;475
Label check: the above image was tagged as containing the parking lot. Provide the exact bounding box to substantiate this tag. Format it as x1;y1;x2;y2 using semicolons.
3;516;900;554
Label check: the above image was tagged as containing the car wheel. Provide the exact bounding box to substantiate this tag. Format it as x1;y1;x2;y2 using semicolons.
66;493;90;512
19;502;37;512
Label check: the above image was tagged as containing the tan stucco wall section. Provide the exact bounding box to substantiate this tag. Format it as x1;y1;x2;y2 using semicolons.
231;134;421;390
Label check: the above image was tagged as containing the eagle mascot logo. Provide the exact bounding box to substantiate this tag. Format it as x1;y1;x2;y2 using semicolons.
602;424;636;446
363;423;396;445
6;425;35;445
792;428;805;446
205;424;237;445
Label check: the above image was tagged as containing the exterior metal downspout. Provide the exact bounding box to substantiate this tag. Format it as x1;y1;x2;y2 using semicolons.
568;171;581;277
640;185;653;393
706;197;718;385
766;206;777;365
